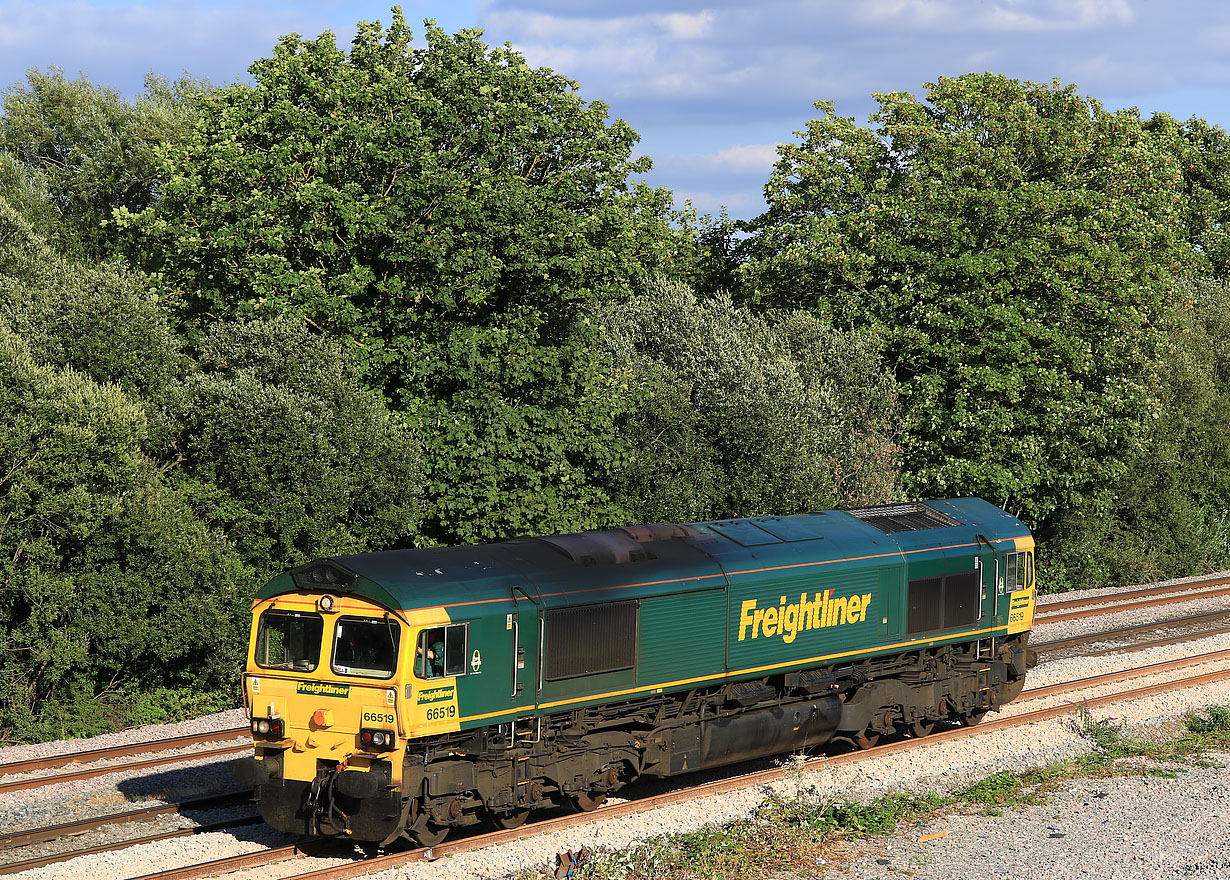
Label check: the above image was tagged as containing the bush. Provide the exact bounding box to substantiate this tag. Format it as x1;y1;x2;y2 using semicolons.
0;323;247;743
164;318;424;578
598;278;900;524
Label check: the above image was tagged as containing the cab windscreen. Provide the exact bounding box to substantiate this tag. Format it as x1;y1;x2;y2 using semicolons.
255;610;324;672
332;617;400;679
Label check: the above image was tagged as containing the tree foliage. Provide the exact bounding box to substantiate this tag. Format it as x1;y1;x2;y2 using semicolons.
598;278;900;524
0;322;247;742
120;13;681;395
0;196;182;399
743;74;1192;535
164;318;424;579
1145;114;1230;278
1046;277;1230;589
117;12;686;544
0;69;205;258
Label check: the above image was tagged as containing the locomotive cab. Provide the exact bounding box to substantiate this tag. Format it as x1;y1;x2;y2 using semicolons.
233;576;458;841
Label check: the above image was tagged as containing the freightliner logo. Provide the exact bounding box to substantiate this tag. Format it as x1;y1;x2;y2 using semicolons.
297;681;350;698
738;590;874;644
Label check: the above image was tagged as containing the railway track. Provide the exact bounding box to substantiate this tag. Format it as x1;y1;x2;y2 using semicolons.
0;816;265;877
0;729;251;796
6;574;1230;878
124;650;1230;880
1034;574;1230;623
1;573;1222;794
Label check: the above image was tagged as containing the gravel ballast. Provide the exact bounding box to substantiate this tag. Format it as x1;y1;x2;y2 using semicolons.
4;572;1230;879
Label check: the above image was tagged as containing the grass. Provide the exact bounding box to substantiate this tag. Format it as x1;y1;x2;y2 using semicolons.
527;704;1230;880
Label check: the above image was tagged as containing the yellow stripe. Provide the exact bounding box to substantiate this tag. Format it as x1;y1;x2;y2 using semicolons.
456;624;1009;723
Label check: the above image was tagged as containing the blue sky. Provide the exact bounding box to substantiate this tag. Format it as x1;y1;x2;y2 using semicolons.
2;0;1227;219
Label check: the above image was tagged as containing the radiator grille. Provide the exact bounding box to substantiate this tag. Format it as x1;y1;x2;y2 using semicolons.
846;502;960;533
544;601;637;681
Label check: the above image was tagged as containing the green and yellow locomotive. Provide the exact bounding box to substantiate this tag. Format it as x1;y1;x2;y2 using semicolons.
233;498;1036;845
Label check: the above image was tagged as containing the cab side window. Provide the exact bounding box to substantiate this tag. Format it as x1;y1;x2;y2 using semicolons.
1005;552;1019;592
415;624;468;679
1002;551;1035;592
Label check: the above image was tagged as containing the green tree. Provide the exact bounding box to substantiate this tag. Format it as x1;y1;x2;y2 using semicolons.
0;196;183;400
0;69;206;258
1144;114;1230;278
118;12;684;543
598;278;899;524
1047;277;1230;590
119;13;680;394
165;318;424;578
0;322;247;743
743;74;1192;537
676;207;746;297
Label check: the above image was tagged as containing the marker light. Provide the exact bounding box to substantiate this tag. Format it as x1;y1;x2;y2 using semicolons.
359;727;396;751
250;717;285;740
318;595;335;612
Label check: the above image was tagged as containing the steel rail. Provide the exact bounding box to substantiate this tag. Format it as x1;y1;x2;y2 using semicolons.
0;741;253;796
0;791;251;851
1035;583;1230;623
1036;574;1230;614
1033;607;1230;652
139;656;1230;880
127;842;335;880
0;727;249;777
0;816;263;877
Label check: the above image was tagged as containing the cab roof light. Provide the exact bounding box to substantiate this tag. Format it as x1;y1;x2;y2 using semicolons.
291;561;359;592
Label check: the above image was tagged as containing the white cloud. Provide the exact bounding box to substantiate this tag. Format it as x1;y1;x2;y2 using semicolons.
850;0;956;27
982;0;1135;32
660;143;779;173
656;10;715;40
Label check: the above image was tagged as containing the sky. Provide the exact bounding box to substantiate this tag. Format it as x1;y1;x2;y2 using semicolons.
2;0;1228;219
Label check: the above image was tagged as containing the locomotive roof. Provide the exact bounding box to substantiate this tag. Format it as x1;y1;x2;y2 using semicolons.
254;498;1030;614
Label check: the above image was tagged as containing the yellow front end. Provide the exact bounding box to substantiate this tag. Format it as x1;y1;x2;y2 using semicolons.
237;592;454;840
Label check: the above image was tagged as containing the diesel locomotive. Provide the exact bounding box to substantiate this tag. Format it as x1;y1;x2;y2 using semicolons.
232;498;1036;846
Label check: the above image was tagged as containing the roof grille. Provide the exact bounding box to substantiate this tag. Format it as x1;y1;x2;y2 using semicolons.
845;502;960;534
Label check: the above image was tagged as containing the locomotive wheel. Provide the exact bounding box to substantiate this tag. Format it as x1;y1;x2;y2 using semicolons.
853;729;880;750
960;710;987;727
491;808;531;829
909;719;935;738
410;817;450;847
571;791;607;812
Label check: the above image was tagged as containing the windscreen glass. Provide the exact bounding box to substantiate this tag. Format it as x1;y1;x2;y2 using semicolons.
332;617;400;679
255;610;324;672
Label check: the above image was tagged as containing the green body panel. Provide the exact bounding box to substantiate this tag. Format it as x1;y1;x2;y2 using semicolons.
255;498;1032;734
636;589;726;686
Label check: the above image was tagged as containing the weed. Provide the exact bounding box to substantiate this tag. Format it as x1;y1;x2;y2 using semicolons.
1074;707;1129;755
1183;704;1230;738
573;705;1230;880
